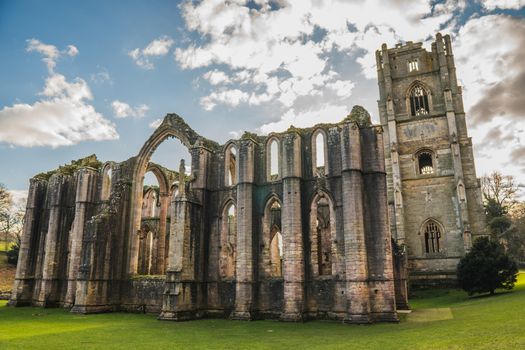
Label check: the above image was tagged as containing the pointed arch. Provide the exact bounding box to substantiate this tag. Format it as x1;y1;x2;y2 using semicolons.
420;218;444;254
309;190;337;277
219;199;237;279
406;80;432;117
261;194;283;277
266;136;281;181
100;162;114;201
224;142;238;186
128;115;200;275
312;128;329;176
414;148;435;176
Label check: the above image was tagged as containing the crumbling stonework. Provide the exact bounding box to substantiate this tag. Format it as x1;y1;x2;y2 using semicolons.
9;108;400;323
9;35;486;322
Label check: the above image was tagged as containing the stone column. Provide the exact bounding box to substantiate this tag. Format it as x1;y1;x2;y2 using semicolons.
280;132;305;322
9;178;48;306
36;174;74;307
363;127;398;322
156;192;170;274
341;123;371;324
64;167;98;308
231;139;256;320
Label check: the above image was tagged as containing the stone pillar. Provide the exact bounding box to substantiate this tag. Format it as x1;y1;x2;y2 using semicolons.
341;123;371;324
64;167;98;308
9;178;48;306
280;132;305;322
156;192;170;274
36;174;74;307
160;145;210;321
363;127;398;322
231;139;256;320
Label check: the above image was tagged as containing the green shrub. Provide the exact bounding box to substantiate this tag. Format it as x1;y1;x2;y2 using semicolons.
7;242;19;265
457;236;518;295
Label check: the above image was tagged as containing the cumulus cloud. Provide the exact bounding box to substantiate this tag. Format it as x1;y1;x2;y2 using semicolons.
200;89;250;111
0;40;118;148
479;0;525;10
26;39;79;72
259;104;350;134
203;69;231;85
453;14;525;184
174;0;461;131
149;118;163;129
454;14;525;124
111;100;149;118
129;35;174;69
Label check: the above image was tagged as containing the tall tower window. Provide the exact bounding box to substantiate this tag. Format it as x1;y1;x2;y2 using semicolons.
408;59;419;72
423;220;442;253
409;85;429;116
417;151;434;175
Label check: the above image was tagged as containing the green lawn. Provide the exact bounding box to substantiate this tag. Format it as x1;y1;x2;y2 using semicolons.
0;273;524;350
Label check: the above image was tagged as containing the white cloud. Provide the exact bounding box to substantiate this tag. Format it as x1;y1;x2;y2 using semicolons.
90;68;112;84
203;69;231;85
0;40;118;148
0;73;118;147
174;0;459;128
129;35;174;69
66;45;79;57
149;118;162;129
111;100;149;118
26;38;60;72
259;104;350;134
480;0;525;10
453;14;525;185
26;39;80;72
200;89;250;111
8;190;28;209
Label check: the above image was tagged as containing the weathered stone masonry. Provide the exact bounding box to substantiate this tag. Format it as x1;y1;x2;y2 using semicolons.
9;107;401;323
10;35;487;321
377;34;486;287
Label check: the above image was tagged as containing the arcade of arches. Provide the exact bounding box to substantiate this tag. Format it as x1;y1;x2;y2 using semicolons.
11;109;405;323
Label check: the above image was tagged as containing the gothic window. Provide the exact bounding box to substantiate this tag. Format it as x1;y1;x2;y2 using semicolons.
409;84;429;116
408;59;419;72
101;163;112;201
220;203;237;279
225;144;237;186
267;138;280;181
316;197;332;275
269;201;283;277
424;220;442;253
312;130;328;176
417;151;434;175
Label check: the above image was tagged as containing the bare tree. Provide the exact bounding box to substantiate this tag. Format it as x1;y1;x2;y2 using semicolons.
481;172;522;213
0;184;25;248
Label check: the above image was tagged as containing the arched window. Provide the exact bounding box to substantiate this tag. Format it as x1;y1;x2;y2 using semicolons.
310;193;336;277
225;144;237;186
269;201;282;277
267;138;280;181
409;84;429;116
312;130;328;176
316;197;331;275
219;203;236;279
101;163;112;201
417;151;434;175
423;220;442;253
261;197;283;278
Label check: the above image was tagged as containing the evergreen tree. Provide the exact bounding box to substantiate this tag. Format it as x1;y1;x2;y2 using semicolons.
457;237;518;296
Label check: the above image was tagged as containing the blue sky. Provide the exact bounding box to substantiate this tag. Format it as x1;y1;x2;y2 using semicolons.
1;0;524;199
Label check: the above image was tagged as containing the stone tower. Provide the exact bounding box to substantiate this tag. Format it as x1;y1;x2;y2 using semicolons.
376;34;486;286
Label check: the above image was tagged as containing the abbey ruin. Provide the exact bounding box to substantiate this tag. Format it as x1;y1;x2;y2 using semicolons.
9;34;486;323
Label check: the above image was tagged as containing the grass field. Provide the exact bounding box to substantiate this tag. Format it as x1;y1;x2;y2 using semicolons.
0;272;523;350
